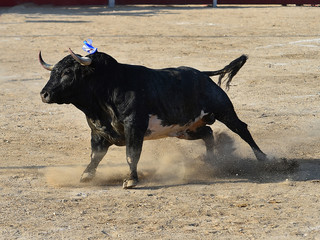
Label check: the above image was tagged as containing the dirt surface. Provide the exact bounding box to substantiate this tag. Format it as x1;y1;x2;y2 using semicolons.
1;4;320;239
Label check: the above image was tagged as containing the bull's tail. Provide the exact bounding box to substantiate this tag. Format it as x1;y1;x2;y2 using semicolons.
203;54;248;91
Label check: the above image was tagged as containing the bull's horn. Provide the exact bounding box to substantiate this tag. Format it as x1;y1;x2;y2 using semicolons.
68;48;92;66
39;51;54;71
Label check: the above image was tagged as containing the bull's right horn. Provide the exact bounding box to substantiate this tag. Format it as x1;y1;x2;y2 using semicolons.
39;51;54;71
69;48;92;66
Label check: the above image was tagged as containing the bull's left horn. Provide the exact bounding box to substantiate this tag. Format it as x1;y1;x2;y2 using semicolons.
39;51;54;71
68;48;92;66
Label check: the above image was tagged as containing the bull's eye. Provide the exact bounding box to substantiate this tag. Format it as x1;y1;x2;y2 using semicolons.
62;69;72;77
60;69;72;83
60;75;69;83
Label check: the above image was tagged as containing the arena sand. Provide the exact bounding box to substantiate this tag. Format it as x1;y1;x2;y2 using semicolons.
0;4;320;239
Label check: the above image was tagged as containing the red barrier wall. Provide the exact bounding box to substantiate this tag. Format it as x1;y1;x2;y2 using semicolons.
0;0;106;7
115;0;318;4
0;0;318;6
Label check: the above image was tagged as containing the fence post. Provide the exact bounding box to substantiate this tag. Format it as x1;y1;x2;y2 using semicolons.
213;0;217;7
109;0;115;7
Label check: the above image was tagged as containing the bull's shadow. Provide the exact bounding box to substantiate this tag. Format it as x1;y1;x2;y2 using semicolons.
133;132;320;189
130;157;320;190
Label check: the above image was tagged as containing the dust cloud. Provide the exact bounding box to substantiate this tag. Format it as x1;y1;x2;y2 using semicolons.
44;166;85;187
43;131;296;188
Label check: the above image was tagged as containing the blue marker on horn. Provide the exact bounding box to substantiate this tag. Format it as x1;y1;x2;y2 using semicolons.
82;39;97;54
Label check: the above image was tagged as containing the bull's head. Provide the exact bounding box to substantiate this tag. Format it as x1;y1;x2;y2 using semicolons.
39;49;92;104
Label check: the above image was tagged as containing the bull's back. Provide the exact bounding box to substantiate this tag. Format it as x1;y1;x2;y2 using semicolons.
120;64;231;125
143;66;218;126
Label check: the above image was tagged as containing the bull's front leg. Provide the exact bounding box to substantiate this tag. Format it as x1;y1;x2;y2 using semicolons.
122;117;148;189
80;132;111;182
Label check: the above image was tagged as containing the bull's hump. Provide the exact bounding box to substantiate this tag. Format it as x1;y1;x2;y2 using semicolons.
144;111;208;140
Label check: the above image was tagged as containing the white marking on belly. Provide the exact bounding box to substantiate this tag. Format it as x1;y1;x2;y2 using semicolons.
144;111;207;140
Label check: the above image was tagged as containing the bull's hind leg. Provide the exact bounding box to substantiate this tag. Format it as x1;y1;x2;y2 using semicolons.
217;111;267;161
186;126;215;157
80;133;111;182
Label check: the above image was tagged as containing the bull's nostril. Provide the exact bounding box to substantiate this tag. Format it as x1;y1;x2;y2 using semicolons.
41;91;50;103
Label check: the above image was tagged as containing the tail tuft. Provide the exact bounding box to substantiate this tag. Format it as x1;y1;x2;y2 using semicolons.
203;55;248;91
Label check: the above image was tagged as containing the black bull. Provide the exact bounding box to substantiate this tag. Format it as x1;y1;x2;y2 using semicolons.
39;49;267;189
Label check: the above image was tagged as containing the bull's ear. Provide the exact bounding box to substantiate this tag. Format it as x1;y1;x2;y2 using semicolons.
69;48;92;66
39;51;54;71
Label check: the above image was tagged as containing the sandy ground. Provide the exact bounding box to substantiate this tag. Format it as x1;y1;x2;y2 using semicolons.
0;3;320;239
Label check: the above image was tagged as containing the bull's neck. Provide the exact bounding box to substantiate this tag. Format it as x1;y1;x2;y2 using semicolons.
72;63;119;119
72;91;112;121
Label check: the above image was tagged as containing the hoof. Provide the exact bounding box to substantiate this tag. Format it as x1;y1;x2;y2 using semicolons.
256;152;268;162
80;172;95;183
123;179;138;189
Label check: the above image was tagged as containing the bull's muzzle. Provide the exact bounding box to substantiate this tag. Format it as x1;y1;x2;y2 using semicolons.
40;89;51;103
